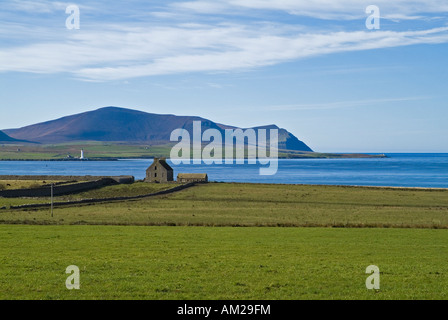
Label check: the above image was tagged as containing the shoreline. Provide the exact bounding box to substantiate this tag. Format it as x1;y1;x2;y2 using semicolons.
0;155;388;161
0;154;444;189
0;158;119;161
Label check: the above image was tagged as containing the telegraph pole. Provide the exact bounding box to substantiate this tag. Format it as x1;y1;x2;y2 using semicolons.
51;183;54;218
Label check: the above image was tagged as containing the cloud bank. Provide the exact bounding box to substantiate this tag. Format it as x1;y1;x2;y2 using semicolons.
0;0;447;81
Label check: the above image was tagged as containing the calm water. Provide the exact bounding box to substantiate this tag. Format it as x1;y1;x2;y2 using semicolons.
0;154;447;188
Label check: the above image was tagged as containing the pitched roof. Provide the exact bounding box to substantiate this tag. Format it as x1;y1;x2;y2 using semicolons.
158;159;173;171
148;158;173;171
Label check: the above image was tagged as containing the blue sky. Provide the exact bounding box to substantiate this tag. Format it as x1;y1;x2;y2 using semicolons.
0;0;447;152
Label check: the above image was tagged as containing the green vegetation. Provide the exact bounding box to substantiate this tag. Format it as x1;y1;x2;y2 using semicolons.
0;142;173;160
0;181;174;211
0;142;385;160
0;225;447;300
1;183;447;228
0;179;69;190
1;181;447;299
56;182;174;200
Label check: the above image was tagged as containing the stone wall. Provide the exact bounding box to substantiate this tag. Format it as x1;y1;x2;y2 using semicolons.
7;182;196;210
0;175;129;181
0;176;134;198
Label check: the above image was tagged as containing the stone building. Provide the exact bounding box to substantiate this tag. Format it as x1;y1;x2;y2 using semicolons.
145;158;174;183
177;173;208;183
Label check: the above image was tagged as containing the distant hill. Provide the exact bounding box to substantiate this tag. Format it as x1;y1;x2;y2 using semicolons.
3;107;313;152
0;130;32;143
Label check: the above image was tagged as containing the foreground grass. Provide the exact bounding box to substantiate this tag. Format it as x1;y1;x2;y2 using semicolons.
0;225;446;300
1;183;447;228
1;183;447;300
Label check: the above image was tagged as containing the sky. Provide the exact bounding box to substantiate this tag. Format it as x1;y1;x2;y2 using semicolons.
0;0;447;153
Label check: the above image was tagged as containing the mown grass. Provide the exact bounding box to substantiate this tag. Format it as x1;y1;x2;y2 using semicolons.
1;183;447;228
0;225;447;300
1;183;447;300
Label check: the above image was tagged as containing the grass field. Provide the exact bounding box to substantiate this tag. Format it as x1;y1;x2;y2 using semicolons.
0;142;173;160
1;183;447;228
0;182;447;300
0;181;174;210
0;142;385;160
0;225;447;300
0;179;62;190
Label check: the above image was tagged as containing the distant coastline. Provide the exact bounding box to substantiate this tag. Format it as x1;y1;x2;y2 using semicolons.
0;153;387;161
0;154;445;188
0;158;118;161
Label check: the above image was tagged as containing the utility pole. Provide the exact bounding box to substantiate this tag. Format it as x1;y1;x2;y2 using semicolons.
51;183;54;218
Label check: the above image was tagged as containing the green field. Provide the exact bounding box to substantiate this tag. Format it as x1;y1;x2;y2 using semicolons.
1;183;447;228
0;182;447;300
0;225;447;300
0;142;172;160
0;142;385;160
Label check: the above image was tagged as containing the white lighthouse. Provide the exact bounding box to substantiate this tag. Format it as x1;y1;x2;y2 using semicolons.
80;149;84;159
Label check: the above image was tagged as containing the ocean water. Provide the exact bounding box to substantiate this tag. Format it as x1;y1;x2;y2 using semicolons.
0;154;447;188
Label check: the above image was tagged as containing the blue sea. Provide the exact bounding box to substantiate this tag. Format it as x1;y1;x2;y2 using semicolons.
0;154;447;188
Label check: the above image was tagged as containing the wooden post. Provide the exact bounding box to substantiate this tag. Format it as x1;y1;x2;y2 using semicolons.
51;183;54;218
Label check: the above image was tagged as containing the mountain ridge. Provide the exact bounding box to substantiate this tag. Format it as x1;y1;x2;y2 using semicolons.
0;130;34;144
3;107;313;152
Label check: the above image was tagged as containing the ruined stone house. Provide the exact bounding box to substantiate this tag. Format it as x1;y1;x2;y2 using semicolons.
145;158;174;183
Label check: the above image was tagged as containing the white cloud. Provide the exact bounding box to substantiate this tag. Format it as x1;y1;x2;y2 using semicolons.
5;0;71;13
1;22;448;81
0;0;448;81
173;1;230;14
175;0;448;20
